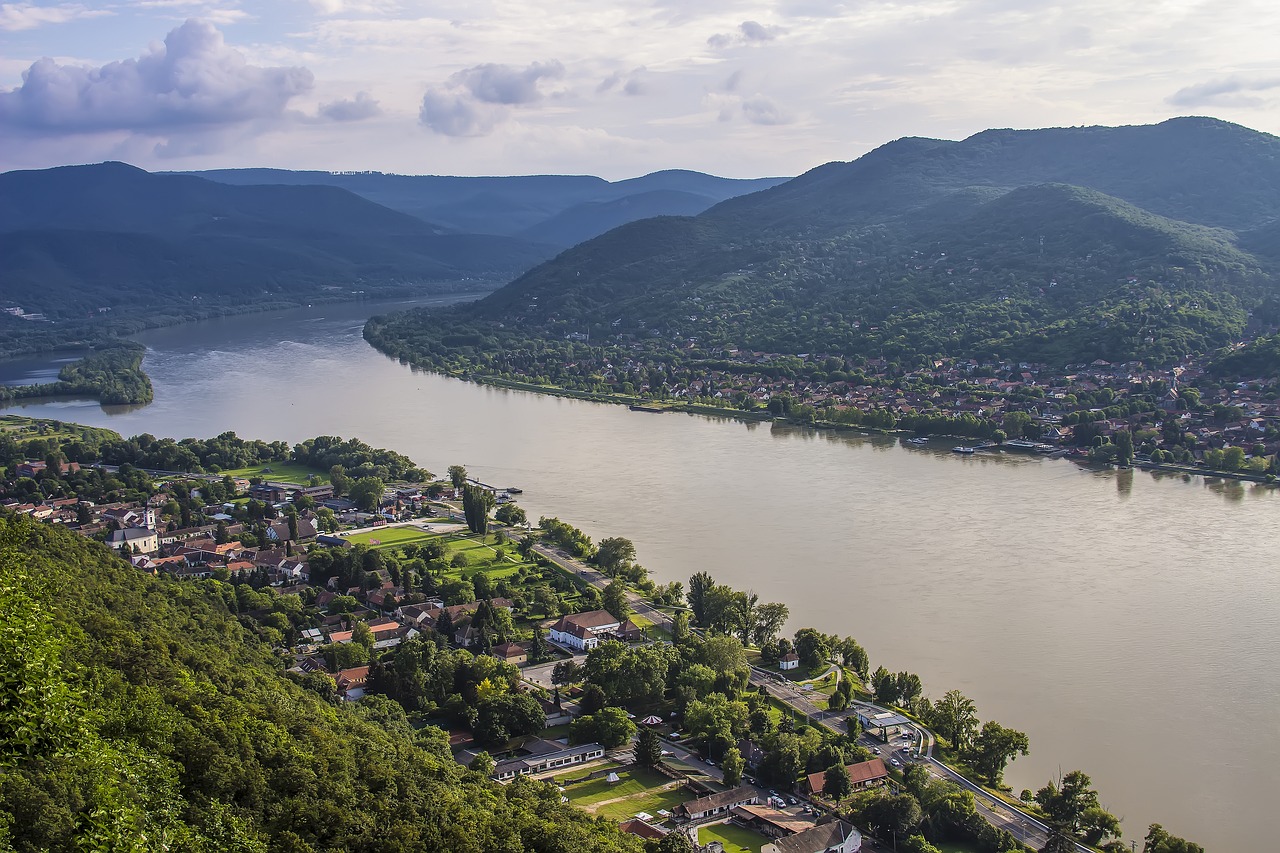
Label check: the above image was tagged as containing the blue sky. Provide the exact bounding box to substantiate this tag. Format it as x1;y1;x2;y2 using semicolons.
2;0;1278;178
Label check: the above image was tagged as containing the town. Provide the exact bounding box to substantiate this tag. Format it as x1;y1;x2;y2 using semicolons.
0;416;1193;853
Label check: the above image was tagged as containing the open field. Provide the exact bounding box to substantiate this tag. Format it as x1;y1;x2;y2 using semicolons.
593;787;689;821
221;462;327;484
563;767;671;806
697;822;768;853
342;526;436;548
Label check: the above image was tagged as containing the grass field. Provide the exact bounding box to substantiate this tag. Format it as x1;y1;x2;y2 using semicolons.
593;786;689;821
342;526;436;548
937;843;981;853
697;823;768;853
563;767;670;806
562;767;691;821
221;462;328;484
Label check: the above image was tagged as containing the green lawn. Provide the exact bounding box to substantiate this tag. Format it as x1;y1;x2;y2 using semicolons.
221;462;328;484
938;843;981;853
593;786;690;821
342;527;437;548
563;767;670;806
697;823;768;853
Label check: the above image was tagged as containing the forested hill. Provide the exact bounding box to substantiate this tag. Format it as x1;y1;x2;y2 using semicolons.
0;162;555;323
368;117;1280;370
184;167;788;247
0;515;641;852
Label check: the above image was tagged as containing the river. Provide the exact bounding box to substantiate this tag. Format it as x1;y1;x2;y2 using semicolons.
3;296;1274;851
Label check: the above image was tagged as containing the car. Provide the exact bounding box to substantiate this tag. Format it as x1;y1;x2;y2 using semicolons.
788;797;798;806
872;747;880;754
890;758;901;767
705;758;715;766
901;747;911;753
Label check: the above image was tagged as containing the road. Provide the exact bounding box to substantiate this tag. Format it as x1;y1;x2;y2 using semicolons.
527;540;676;632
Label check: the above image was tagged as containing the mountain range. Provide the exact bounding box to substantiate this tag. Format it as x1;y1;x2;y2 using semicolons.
180;167;788;247
367;117;1280;372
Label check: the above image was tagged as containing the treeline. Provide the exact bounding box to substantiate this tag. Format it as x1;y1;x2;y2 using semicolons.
0;515;643;852
0;342;153;406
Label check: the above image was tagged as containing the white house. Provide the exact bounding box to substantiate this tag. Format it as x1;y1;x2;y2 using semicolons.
548;609;639;651
761;821;861;853
779;652;800;671
108;527;159;555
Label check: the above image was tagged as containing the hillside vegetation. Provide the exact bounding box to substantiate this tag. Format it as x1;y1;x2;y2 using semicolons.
367;118;1280;376
0;515;641;852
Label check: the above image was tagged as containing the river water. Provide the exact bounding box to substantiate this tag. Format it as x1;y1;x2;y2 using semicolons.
3;297;1274;851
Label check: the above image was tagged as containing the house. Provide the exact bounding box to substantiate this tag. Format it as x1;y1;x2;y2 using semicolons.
618;818;667;841
107;527;159;555
491;642;527;665
266;517;318;543
548;609;641;651
760;820;861;853
249;484;289;503
779;652;800;671
731;805;817;839
674;786;759;821
806;759;888;797
336;666;370;700
491;740;606;781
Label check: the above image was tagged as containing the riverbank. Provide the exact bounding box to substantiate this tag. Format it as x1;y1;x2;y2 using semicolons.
0;342;152;406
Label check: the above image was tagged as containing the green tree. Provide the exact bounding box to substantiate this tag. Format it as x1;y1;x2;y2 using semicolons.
329;464;351;497
655;832;695;853
462;485;495;534
863;791;923;839
552;659;582;687
602;579;631;620
688;571;714;626
792;627;829;669
448;464;468;490
752;601;789;647
824;762;852;801
349;476;385;512
932;689;979;752
1036;770;1121;848
570;706;636;748
1144;824;1204;853
595;537;637;576
721;745;744;786
636;725;662;768
468;751;495;774
971;721;1030;785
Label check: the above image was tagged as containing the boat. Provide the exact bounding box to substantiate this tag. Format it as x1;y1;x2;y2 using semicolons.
506;486;523;494
629;404;665;413
906;437;929;446
952;446;976;454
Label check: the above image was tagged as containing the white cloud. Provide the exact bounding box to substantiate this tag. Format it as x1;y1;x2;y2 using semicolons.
708;20;786;49
0;19;312;140
741;95;792;125
1168;75;1280;108
419;60;565;136
319;90;380;121
0;2;110;31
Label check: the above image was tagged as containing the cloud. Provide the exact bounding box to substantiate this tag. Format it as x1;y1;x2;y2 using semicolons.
708;20;786;49
319;90;381;121
0;19;313;135
598;67;648;96
1167;75;1280;107
741;95;791;125
419;59;564;136
0;2;110;31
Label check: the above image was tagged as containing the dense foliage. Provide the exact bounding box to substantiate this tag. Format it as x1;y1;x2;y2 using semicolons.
367;118;1280;387
0;342;152;406
0;515;642;852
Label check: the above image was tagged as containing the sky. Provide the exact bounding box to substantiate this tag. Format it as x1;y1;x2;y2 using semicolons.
1;0;1278;179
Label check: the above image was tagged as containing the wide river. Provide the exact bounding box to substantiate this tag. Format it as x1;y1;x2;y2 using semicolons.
4;297;1275;851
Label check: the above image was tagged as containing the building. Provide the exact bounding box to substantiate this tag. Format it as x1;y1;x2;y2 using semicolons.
779;652;800;671
805;759;887;797
731;805;818;838
674;786;759;821
491;642;527;665
548;609;642;651
760;820;861;853
107;527;159;555
491;740;605;781
618;818;667;841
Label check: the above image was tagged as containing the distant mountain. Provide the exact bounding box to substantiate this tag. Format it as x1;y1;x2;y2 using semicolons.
0;162;555;321
183;167;789;245
366;118;1280;373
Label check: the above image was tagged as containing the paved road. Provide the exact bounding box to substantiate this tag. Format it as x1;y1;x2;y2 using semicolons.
527;541;676;632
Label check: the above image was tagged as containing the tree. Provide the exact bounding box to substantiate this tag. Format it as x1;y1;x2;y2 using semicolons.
468;751;495;775
1114;429;1134;465
495;503;527;526
552;659;582;687
932;690;979;752
1144;824;1204;853
602;579;631;620
636;725;662;768
462;485;495;535
448;465;468;491
329;464;351;497
595;537;636;576
1036;770;1120;847
895;672;923;709
863;791;923;839
721;745;744;786
570;706;635;748
655;832;695;853
671;610;691;643
824;763;852;801
971;721;1029;785
579;683;607;715
529;626;547;663
752;601;789;647
872;666;898;705
349;476;385;512
836;637;869;678
689;571;714;625
792;627;829;669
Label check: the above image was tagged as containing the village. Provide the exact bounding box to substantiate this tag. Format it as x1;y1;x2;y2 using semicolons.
0;417;1053;853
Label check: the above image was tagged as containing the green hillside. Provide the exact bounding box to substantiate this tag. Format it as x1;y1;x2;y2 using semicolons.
0;515;641;852
366;118;1280;378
